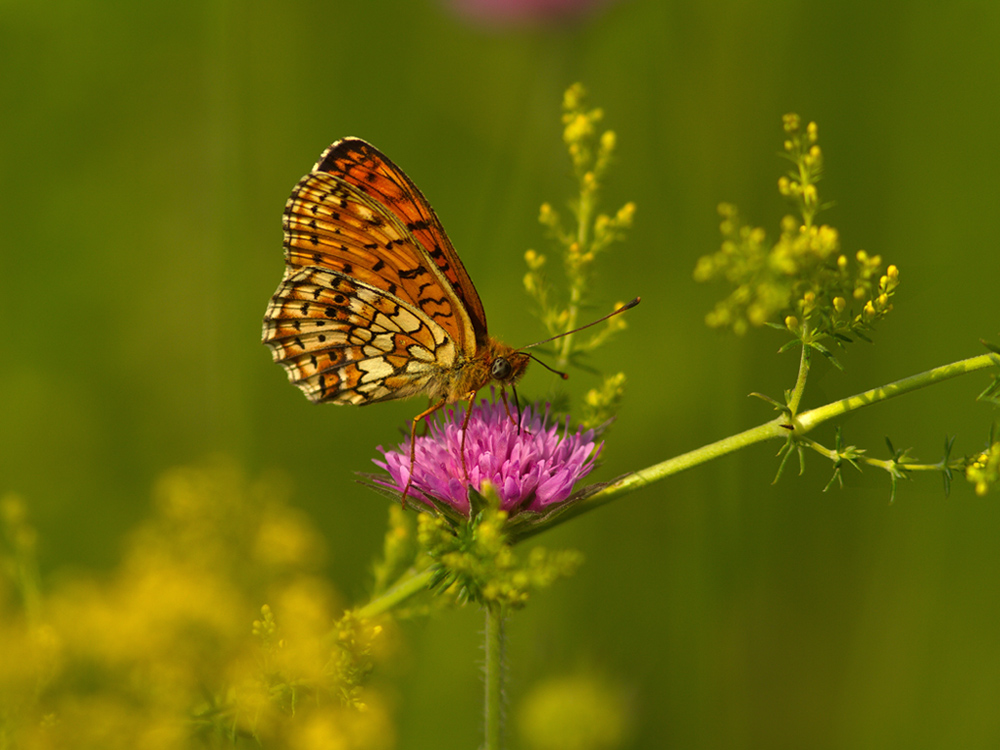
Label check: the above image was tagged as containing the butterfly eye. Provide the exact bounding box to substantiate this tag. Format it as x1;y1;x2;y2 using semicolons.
491;357;513;381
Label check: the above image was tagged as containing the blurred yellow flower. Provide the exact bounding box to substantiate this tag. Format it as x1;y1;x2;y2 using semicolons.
0;460;393;749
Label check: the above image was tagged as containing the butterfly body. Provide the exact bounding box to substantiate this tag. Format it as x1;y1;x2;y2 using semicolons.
263;138;528;413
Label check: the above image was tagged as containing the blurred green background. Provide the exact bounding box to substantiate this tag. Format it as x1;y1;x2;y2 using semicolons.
2;0;999;747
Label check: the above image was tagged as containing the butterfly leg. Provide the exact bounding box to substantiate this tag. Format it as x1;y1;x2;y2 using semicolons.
457;391;480;483
502;387;531;437
402;397;449;506
499;388;520;432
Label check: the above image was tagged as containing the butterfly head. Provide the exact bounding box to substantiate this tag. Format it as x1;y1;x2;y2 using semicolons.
490;351;529;384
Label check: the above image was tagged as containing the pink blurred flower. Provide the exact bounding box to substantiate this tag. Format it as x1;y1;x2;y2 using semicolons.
448;0;620;26
374;399;602;516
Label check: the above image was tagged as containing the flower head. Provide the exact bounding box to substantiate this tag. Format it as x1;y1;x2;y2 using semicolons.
374;399;602;516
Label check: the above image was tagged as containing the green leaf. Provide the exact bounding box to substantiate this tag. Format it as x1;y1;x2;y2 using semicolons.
810;341;845;371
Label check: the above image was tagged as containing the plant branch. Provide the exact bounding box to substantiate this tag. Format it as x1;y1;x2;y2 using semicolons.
529;352;998;534
354;565;435;620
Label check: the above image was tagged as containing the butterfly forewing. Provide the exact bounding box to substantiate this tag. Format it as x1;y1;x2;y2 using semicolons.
314;139;489;345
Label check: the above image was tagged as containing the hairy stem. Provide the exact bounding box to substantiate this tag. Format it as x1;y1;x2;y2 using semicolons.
484;604;506;750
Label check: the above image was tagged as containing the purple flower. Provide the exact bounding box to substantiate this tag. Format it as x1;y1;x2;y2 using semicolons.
374;399;602;516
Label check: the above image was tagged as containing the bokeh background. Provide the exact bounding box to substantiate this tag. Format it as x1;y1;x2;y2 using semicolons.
2;0;999;747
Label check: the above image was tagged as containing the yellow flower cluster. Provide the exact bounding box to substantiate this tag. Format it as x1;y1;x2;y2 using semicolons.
0;462;393;749
523;83;636;380
516;672;632;750
966;441;1000;496
695;115;900;344
417;491;582;610
581;372;627;430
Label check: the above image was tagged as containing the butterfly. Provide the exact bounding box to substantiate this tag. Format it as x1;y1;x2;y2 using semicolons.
262;138;532;461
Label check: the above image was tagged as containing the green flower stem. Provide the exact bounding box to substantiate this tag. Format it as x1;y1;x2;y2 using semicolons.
556;191;592;370
521;418;789;536
484;604;506;750
787;334;812;415
354;565;435;620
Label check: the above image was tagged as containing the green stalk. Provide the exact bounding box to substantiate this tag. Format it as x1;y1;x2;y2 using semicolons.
354;566;435;620
795;353;995;431
483;604;506;750
787;332;812;415
556;188;593;370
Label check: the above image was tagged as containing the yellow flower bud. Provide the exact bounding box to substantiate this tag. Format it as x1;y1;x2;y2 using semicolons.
778;176;791;194
564;112;592;144
785;315;799;330
833;296;846;313
888;264;899;280
563;83;583;111
601;130;616;152
807;121;818;142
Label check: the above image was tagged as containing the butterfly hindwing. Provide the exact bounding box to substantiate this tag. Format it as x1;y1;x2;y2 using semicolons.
263;266;458;405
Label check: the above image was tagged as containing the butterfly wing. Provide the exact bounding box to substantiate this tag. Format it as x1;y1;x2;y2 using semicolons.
285;138;487;347
264;139;487;404
263;266;458;404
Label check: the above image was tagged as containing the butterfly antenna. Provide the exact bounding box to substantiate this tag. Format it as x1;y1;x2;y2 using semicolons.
519;296;640;353
527;354;569;380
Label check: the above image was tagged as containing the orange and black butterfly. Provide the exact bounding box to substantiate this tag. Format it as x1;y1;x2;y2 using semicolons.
262;138;530;431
